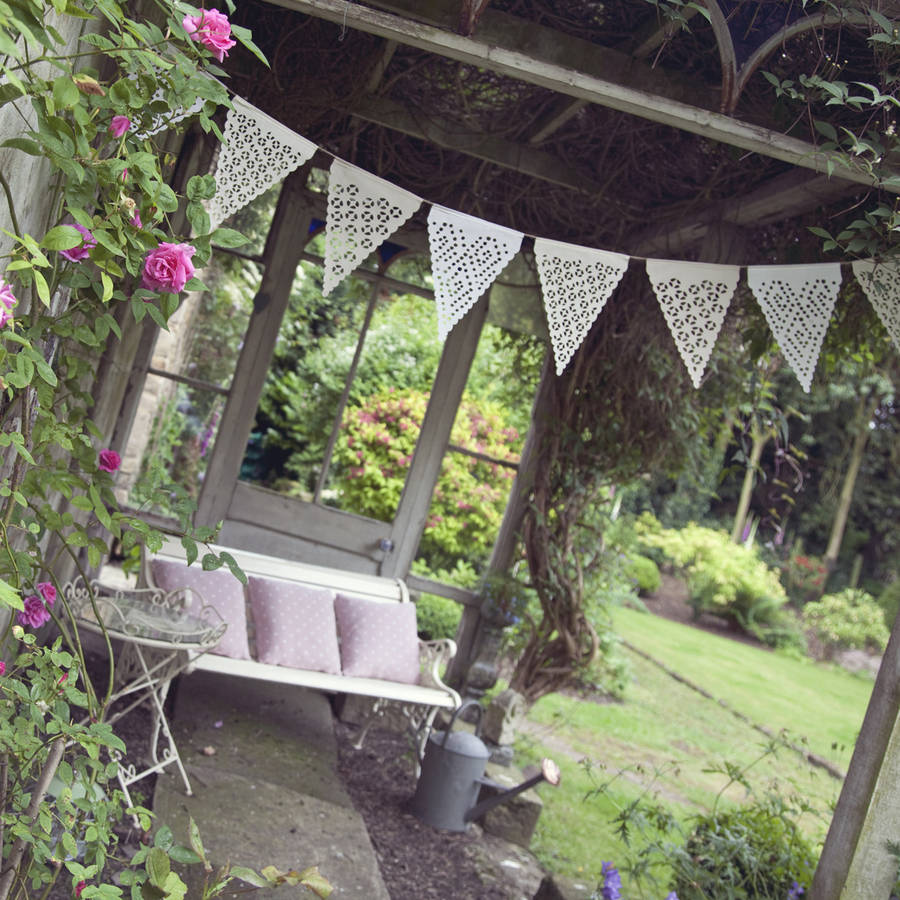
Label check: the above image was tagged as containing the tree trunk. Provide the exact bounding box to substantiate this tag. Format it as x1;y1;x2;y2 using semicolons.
823;396;877;571
730;422;765;544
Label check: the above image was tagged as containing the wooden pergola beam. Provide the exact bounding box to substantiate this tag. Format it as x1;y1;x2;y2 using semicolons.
265;0;899;191
349;95;604;194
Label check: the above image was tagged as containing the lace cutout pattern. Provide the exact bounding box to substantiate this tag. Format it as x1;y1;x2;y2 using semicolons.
323;160;422;296
427;206;523;341
747;263;843;392
646;259;739;388
852;259;900;351
534;238;628;375
206;97;317;230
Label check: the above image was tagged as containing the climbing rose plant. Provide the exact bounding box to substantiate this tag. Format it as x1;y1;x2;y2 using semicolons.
0;1;330;897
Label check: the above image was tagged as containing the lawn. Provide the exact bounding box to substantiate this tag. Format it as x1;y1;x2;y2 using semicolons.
515;607;876;891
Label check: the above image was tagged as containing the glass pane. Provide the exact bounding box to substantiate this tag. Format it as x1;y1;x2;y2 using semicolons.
167;250;260;389
412;321;544;582
122;375;225;515
241;253;441;519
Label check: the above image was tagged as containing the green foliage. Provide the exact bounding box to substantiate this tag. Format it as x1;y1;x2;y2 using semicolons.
587;744;818;900
668;800;816;899
623;554;661;596
334;388;519;570
639;524;800;648
415;593;463;641
802;588;890;654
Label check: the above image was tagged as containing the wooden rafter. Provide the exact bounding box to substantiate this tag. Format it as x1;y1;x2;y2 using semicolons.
266;0;900;191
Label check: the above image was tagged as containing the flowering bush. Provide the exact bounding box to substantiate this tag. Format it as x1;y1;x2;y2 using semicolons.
802;588;890;655
334;388;520;570
782;552;829;605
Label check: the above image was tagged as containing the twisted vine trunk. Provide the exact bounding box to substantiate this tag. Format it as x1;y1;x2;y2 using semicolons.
506;270;702;705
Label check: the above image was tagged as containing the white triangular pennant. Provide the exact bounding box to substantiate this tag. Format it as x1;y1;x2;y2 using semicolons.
645;259;739;388
747;263;843;392
323;160;422;296
427;207;523;341
534;238;628;375
852;259;900;351
206;96;317;231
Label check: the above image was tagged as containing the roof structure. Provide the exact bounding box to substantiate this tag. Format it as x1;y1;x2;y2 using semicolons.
220;0;897;270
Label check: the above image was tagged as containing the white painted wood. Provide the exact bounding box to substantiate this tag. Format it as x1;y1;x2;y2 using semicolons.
143;537;462;713
269;0;897;190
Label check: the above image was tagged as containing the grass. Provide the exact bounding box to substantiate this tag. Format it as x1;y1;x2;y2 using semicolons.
515;607;876;891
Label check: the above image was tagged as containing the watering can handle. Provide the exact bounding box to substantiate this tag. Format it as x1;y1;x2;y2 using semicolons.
440;699;484;747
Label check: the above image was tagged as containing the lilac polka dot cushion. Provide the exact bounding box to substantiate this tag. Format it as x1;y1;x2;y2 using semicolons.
248;577;341;674
151;559;250;659
334;593;420;684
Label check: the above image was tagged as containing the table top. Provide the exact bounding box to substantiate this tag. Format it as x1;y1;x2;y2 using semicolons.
64;579;226;651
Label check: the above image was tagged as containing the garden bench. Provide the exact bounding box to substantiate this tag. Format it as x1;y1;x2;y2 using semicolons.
140;537;462;757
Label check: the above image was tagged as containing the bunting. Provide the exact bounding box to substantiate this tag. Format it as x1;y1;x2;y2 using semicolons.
427;207;523;341
747;264;843;392
323;160;422;296
206;96;317;231
199;91;898;387
534;239;629;375
851;259;900;351
646;259;740;388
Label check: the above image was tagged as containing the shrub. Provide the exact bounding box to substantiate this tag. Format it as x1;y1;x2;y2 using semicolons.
623;553;661;595
782;551;829;605
415;593;463;641
802;588;890;654
334;388;520;570
638;524;799;648
669;802;817;900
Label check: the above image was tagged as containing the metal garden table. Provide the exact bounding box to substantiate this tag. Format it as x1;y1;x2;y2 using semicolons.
64;579;225;811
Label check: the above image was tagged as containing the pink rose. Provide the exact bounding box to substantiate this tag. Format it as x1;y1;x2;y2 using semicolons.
98;448;121;473
36;582;56;606
0;661;5;676
0;280;17;328
18;595;51;629
59;224;97;262
130;211;142;229
141;242;196;293
183;8;236;62
109;115;132;137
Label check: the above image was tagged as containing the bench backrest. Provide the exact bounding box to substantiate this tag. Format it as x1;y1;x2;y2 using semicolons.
147;536;409;605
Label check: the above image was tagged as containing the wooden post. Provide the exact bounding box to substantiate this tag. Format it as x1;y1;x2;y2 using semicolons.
810;609;900;898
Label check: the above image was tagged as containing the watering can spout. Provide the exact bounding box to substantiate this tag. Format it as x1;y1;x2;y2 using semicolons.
464;757;561;823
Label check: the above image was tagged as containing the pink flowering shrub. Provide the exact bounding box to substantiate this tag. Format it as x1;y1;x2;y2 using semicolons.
182;8;236;61
335;388;520;568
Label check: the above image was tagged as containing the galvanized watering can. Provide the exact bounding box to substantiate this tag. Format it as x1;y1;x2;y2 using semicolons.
409;699;560;832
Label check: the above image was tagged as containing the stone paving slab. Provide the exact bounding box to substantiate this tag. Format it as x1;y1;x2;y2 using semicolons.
153;670;389;899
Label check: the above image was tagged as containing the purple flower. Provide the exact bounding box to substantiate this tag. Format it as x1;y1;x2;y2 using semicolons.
98;448;121;473
0;661;6;676
109;115;131;137
18;595;51;629
665;894;679;900
788;882;805;899
59;224;96;262
36;582;56;606
600;862;622;900
0;280;17;328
